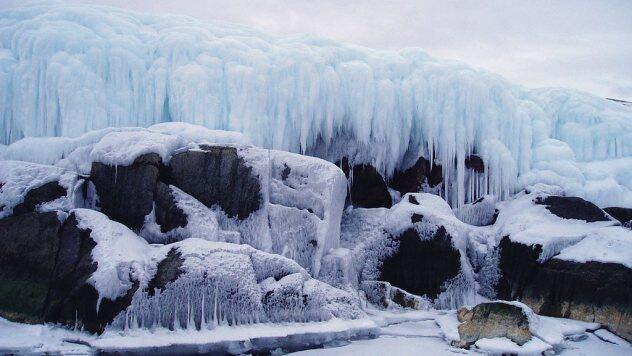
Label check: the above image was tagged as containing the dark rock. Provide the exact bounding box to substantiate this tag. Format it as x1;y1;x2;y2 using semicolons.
44;213;137;334
154;182;188;234
604;207;632;227
457;302;532;347
0;212;61;323
411;213;423;223
390;156;443;194
498;237;632;340
147;248;184;296
90;153;161;231
169;146;261;219
408;195;419;205
336;157;391;208
12;181;67;216
379;226;461;299
535;195;609;222
465;155;485;173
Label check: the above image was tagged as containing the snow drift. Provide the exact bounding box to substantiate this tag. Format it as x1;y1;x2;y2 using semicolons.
1;3;631;207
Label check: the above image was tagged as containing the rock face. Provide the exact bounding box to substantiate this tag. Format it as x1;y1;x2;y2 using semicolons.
389;156;442;194
337;157;391;208
464;154;484;173
379;227;461;299
90;153;161;231
153;182;188;234
12;181;67;216
457;302;532;347
498;236;632;340
169;145;261;219
0;212;61;322
43;212;138;333
535;195;609;222
605;207;632;227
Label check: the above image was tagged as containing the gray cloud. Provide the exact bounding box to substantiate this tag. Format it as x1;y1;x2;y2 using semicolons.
3;0;632;100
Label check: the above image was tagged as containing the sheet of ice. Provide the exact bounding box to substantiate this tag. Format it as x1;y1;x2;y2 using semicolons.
2;3;631;208
474;336;551;354
558;333;632;356
0;160;77;218
0;317;94;354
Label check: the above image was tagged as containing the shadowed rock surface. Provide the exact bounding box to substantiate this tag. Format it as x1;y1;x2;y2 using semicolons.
0;212;61;323
498;236;632;340
44;213;137;334
465;155;484;173
90;153;161;231
605;207;632;227
457;302;532;347
379;227;461;299
389;156;442;194
154;182;188;234
169;146;261;219
337;157;392;208
12;181;67;216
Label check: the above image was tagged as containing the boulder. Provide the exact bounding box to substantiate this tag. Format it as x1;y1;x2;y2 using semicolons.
457;302;532;347
90;153;161;231
43;212;138;333
168;145;261;220
535;195;609;222
12;181;67;216
605;207;632;227
0;212;61;323
389;156;442;194
498;236;632;340
379;227;461;299
337;157;391;208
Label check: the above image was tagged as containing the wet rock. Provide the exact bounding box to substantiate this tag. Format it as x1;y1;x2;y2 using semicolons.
337;157;391;208
0;212;61;323
379;227;461;299
604;207;632;227
169;145;261;219
90;153;161;231
498;236;632;340
389;156;442;194
12;181;67;216
457;302;532;347
535;195;609;222
44;213;137;334
154;182;188;234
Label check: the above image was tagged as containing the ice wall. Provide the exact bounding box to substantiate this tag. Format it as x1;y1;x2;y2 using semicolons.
1;3;631;207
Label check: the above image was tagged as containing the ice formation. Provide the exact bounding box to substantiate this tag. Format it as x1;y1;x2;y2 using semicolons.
1;3;630;207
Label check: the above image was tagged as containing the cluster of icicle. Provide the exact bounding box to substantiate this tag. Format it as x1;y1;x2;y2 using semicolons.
1;3;631;207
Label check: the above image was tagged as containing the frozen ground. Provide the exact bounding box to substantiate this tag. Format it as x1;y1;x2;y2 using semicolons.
1;309;629;355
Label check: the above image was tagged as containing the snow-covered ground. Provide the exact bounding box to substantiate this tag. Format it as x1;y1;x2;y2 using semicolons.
1;309;629;355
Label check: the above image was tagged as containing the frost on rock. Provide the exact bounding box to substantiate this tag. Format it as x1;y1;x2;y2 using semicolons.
2;3;631;208
112;239;362;330
0;160;77;218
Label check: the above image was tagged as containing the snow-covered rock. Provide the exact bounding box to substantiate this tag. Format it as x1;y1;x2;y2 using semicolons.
41;209;361;333
456;301;533;347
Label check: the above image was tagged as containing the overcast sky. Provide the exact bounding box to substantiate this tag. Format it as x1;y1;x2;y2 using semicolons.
4;0;632;100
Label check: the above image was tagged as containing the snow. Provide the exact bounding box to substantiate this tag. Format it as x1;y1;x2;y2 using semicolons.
90;130;181;165
0;159;77;218
1;3;631;208
72;208;158;309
